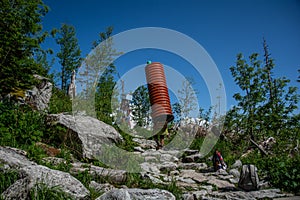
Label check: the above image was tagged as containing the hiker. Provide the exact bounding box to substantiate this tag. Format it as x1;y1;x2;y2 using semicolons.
212;149;226;171
154;121;168;150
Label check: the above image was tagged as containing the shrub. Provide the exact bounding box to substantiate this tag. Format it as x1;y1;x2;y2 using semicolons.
0;102;46;147
49;87;72;114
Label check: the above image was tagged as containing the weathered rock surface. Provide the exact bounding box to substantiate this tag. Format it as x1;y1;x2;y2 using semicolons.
26;74;52;111
70;162;127;184
48;113;123;159
0;146;89;200
96;188;176;200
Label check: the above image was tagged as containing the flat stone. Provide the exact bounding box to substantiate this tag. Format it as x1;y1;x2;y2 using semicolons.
134;146;145;153
178;163;207;171
133;138;157;149
180;170;208;183
249;189;289;199
140;162;161;174
177;177;196;184
96;188;176;200
207;178;236;189
158;162;178;172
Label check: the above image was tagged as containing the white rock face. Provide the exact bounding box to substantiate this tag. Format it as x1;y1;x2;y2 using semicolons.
48;113;123;159
0;147;89;200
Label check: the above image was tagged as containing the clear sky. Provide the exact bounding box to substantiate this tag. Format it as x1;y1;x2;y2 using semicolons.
42;0;300;114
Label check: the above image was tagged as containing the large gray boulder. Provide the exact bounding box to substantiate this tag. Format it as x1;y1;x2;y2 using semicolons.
0;146;89;200
26;74;53;111
48;113;123;159
96;188;176;200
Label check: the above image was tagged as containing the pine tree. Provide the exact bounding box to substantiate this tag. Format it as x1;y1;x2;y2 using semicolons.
95;64;117;124
56;24;81;93
0;0;49;95
131;85;151;127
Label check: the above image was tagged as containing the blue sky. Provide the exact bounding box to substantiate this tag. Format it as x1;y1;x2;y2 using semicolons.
42;0;300;114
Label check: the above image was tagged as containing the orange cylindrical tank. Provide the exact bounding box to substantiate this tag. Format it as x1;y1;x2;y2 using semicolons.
145;62;174;123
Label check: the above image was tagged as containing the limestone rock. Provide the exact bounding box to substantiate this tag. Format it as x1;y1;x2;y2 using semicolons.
207;178;236;189
229;168;240;178
96;188;176;200
26;74;52;111
231;160;242;169
133;138;157;149
0;146;89;200
178;162;207;171
48;113;123;159
70;162;127;185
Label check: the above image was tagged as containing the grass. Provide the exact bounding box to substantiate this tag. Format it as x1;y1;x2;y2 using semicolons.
0;169;19;194
30;182;73;200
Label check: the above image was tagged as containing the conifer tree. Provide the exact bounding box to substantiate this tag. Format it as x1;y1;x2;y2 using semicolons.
0;0;49;95
55;24;81;93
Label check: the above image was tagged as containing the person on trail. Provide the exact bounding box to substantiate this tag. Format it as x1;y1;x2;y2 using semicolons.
212;149;226;171
154;121;168;150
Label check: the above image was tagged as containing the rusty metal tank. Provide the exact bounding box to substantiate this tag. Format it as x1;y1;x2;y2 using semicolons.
145;62;174;123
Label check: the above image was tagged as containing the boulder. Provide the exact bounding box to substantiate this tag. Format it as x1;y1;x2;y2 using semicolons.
26;74;52;111
231;160;242;169
0;146;89;200
48;113;123;159
229;168;240;178
96;188;176;200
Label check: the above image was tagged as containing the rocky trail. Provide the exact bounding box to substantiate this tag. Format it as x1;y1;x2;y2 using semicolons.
0;114;298;199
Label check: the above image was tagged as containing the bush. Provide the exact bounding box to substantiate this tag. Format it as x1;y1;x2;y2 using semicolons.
49;87;72;114
0;102;46;147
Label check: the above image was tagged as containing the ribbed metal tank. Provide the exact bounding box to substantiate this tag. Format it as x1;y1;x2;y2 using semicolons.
145;62;174;123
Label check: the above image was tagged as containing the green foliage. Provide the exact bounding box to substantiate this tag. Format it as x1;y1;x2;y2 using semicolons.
49;87;72;114
75;26;121;122
0;102;46;147
95;64;117;125
0;169;19;194
240;149;300;193
227;41;299;141
131;85;151;127
115;128;138;152
30;182;73;200
56;23;81;93
0;0;49;95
